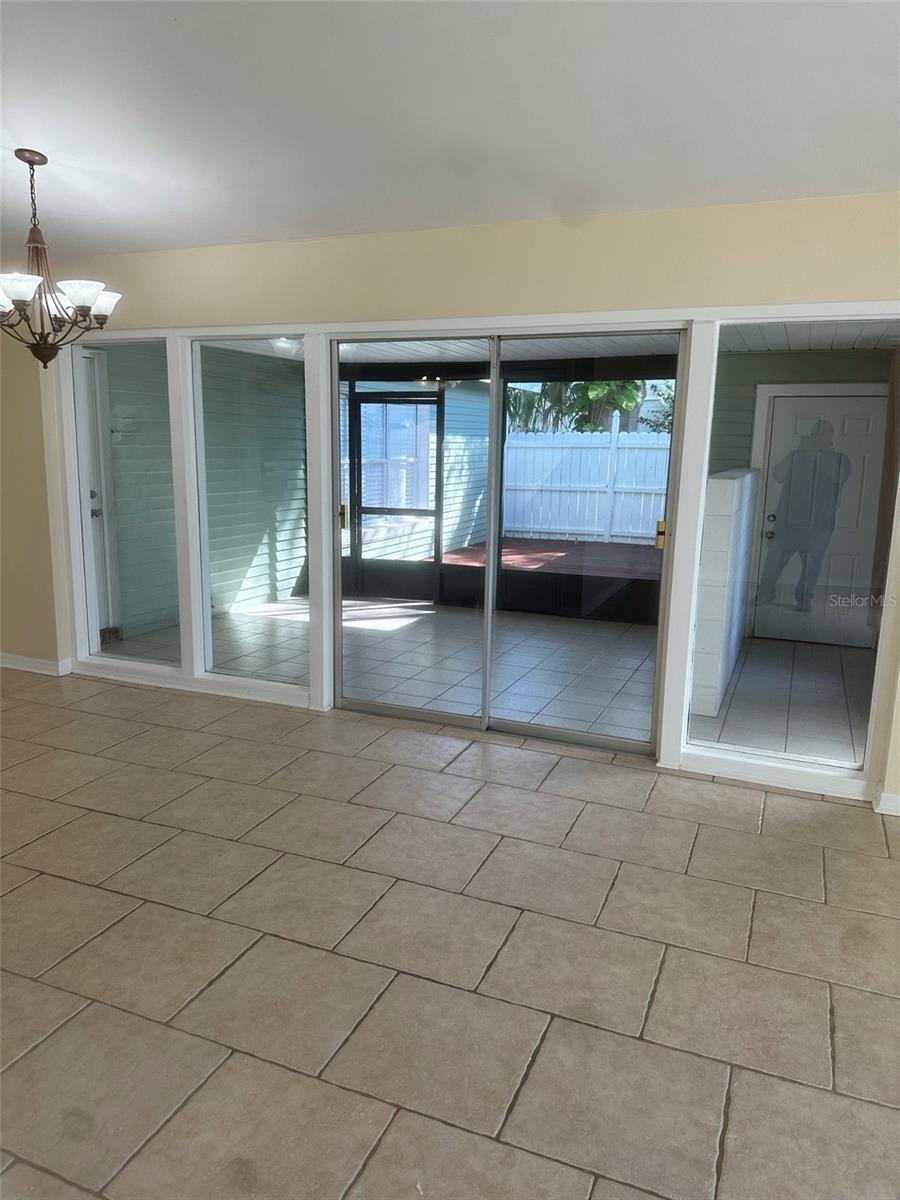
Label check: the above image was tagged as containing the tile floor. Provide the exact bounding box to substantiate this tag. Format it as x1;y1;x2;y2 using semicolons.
98;599;873;763
689;637;875;766
1;666;898;1199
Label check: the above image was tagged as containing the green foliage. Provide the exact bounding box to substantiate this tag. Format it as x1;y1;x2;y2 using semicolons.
506;379;644;433
638;381;676;434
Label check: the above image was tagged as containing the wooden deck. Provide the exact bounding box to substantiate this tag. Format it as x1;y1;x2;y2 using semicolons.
441;538;662;581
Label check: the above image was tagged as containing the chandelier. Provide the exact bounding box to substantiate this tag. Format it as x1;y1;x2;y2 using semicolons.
1;149;122;368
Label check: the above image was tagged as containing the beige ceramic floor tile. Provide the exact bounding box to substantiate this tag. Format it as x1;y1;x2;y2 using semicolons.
177;737;304;785
688;824;824;900
0;862;37;895
0;701;80;740
539;760;655;811
347;813;498;890
70;685;176;718
441;726;525;747
338;880;517;987
137;694;245;730
200;704;316;743
7;812;176;885
763;792;887;856
564;804;697;872
598;863;753;959
31;714;151;754
214;853;392;947
718;1070;898;1200
106;1053;392;1200
173;934;392;1072
279;715;392;754
1;1003;227;1191
43;902;259;1020
645;947;831;1086
60;763;204;818
480;911;662;1034
1;875;140;975
102;831;279;914
824;847;900;917
99;726;226;770
9;678;113;707
352;764;481;820
241;793;391;860
0;972;88;1068
884;815;900;858
1;792;86;853
149;778;295;838
590;1180;657;1200
0;1163;96;1199
1;749;119;799
1;738;50;766
750;892;900;995
832;985;900;1107
503;1020;728;1200
521;737;614;763
452;783;583;845
262;750;390;800
348;1110;593;1200
444;742;559;789
325;974;547;1135
358;729;470;771
465;838;619;924
645;775;763;832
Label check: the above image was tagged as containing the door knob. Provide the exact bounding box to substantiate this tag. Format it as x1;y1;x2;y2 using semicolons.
90;508;102;519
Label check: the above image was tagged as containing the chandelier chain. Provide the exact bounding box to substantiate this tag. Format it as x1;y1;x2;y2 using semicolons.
29;163;39;227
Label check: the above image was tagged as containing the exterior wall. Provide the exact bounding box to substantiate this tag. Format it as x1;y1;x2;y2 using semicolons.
442;382;489;554
0;340;59;664
709;350;893;474
199;347;308;610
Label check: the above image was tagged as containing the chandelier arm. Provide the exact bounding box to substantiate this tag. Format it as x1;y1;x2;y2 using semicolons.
0;323;34;346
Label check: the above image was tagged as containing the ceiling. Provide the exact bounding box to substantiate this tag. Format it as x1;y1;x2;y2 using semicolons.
2;1;897;256
204;322;898;363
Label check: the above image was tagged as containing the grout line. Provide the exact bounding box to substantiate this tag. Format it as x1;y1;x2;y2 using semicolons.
316;970;398;1079
593;859;624;924
337;1107;398;1200
712;1065;734;1200
683;822;702;875
473;908;524;992
743;890;758;963
0;991;90;1072
0;1152;109;1198
637;943;668;1039
163;931;265;1024
827;982;837;1092
100;1050;235;1193
495;1013;553;1141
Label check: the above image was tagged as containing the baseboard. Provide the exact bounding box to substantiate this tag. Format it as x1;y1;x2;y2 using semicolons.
0;653;73;677
875;790;900;816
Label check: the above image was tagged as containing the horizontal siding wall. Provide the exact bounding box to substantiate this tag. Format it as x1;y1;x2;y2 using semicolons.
442;382;489;553
100;342;179;639
199;346;307;612
710;350;892;474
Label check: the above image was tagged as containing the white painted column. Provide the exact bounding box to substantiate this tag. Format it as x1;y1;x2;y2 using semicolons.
655;319;720;769
166;333;207;678
304;332;335;711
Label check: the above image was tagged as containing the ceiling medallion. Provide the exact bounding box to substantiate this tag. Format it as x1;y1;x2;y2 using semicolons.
1;148;122;367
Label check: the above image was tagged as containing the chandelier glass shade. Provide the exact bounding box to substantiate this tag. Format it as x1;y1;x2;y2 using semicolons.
1;149;122;367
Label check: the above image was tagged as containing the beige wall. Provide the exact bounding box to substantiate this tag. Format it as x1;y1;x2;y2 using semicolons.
2;191;898;789
56;192;898;329
0;339;59;663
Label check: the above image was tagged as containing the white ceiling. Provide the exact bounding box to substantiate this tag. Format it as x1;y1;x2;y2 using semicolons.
204;323;898;363
2;1;897;257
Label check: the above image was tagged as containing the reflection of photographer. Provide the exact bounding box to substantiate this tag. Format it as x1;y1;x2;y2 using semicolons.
758;420;852;612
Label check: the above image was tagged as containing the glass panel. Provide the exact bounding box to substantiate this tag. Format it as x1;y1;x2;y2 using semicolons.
75;341;181;666
686;318;898;767
197;339;309;687
490;332;680;742
338;339;490;717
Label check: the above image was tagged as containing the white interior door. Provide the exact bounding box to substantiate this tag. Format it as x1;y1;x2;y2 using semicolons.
753;389;888;647
74;350;119;640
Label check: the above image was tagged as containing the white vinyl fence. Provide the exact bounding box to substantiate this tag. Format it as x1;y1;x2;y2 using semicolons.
503;412;671;544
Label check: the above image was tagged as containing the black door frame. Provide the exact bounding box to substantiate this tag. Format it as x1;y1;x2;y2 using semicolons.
346;381;445;601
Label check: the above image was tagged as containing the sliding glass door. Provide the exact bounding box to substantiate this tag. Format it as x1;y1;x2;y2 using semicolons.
333;331;681;749
337;341;490;717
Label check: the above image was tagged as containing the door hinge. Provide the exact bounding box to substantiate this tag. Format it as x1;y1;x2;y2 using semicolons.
655;520;667;550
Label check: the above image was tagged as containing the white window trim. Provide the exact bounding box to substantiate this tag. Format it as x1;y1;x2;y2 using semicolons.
40;299;899;806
